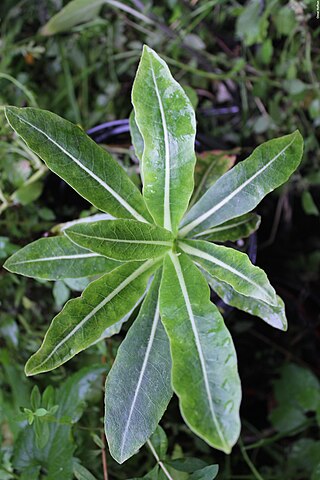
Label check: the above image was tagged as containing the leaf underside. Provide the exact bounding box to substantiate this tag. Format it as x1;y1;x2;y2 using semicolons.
179;239;277;306
205;272;287;331
105;270;172;464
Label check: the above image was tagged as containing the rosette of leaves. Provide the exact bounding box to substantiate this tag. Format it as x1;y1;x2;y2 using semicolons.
4;45;303;465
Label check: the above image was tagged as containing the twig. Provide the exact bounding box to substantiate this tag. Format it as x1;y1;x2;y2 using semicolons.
147;439;174;480
239;438;265;480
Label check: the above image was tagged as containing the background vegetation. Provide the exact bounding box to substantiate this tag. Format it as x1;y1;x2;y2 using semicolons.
0;0;319;479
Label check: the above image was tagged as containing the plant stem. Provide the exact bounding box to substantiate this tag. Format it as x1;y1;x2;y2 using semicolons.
239;438;265;480
147;439;174;480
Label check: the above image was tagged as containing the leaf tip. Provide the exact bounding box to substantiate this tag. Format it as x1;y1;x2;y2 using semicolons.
24;363;36;377
2;257;12;272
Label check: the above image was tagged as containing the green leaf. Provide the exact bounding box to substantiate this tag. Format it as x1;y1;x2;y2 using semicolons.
149;426;168;460
105;271;172;464
5;107;152;223
192;213;261;242
53;280;70;309
25;260;158;375
179;240;277;306
12;181;43;206
179;131;303;237
129;110;144;162
236;0;269;46
132;46;196;233
30;386;41;410
204;272;287;331
40;0;153;36
189;465;219;480
4;236;118;280
165;458;207;473
14;366;103;479
65;219;174;261
272;364;320;417
73;461;97;480
41;0;104;35
302;191;319;216
89;288;147;346
160;253;241;453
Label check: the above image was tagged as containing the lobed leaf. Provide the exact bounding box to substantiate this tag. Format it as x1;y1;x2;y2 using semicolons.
25;260;158;375
105;271;172;464
65;219;174;261
179;131;303;237
5;107;152;223
160;253;241;453
132;46;196;233
179;239;277;306
204;272;287;331
3;236;118;280
192;213;261;242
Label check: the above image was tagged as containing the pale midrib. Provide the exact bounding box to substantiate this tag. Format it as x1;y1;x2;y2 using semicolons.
150;63;172;232
9;111;148;224
68;231;172;246
193;218;249;238
11;253;101;265
120;300;160;458
29;259;154;373
179;242;275;305
180;137;296;236
169;252;228;451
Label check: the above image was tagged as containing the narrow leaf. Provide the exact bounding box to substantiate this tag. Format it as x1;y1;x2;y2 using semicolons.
5;107;152;223
180;131;303;237
179;240;277;306
192;213;261;242
105;271;172;464
3;236;118;280
132;46;196;233
25;260;158;375
65;219;174;261
204;272;287;331
160;253;241;453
